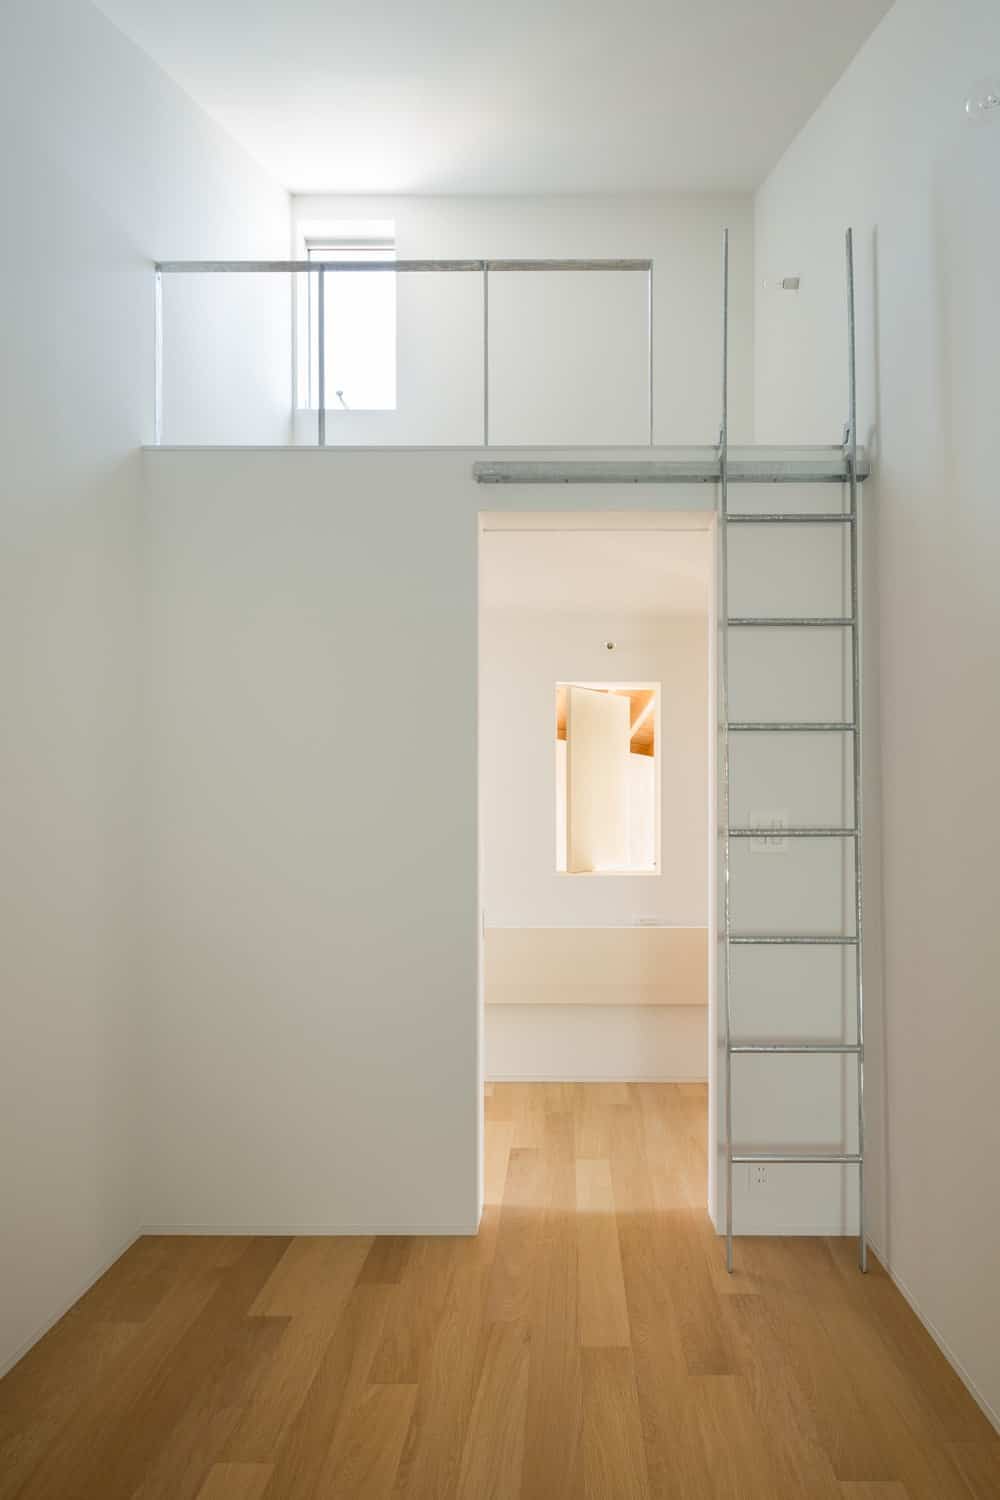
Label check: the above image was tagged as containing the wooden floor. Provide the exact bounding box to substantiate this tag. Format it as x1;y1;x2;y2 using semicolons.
2;1084;997;1500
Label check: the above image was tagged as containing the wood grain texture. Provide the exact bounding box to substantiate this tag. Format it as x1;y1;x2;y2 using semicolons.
1;1085;996;1499
195;1465;272;1500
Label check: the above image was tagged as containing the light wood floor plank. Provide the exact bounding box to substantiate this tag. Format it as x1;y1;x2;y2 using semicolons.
576;1158;631;1349
220;1238;373;1465
943;1442;1000;1500
318;1382;417;1498
838;1485;912;1499
455;1321;530;1500
580;1346;650;1500
357;1236;412;1286
195;1463;273;1499
10;1241;266;1500
249;1236;371;1317
255;1284;393;1500
393;1254;490;1500
131;1314;289;1500
484;1146;546;1325
521;1110;582;1500
1;1084;994;1500
369;1234;455;1385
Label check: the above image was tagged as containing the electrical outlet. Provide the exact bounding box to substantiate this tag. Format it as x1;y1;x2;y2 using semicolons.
749;809;789;855
747;1164;769;1190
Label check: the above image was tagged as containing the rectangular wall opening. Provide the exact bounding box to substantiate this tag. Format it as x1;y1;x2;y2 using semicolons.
478;511;716;1223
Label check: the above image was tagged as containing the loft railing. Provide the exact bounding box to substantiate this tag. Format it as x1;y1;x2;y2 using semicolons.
152;258;654;449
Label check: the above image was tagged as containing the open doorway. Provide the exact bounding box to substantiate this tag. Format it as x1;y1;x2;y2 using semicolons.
478;511;716;1216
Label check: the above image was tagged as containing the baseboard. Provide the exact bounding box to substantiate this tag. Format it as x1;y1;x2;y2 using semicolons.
487;1073;708;1084
721;1223;860;1238
0;1229;141;1380
866;1233;1000;1436
139;1221;482;1237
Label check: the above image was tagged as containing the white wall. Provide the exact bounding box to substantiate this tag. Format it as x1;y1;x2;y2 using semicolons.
486;1006;708;1083
0;0;289;1375
142;452;719;1232
290;194;754;447
481;604;709;1080
143;445;858;1237
754;0;1000;1425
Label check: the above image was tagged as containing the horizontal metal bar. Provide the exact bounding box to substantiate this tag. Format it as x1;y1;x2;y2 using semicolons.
487;258;652;272
728;721;856;732
729;1043;862;1054
475;459;722;484
728;827;858;838
729;935;858;945
474;449;871;485
725;444;869;480
726;512;855;523
155;257;651;275
732;1153;862;1165
156;259;486;274
727;617;854;628
725;473;863;485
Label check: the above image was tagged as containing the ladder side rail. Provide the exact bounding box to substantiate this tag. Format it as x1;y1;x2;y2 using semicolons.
845;228;868;1272
718;228;736;1275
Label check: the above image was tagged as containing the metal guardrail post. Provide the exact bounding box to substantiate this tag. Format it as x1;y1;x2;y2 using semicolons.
153;267;162;446
317;267;326;448
482;263;490;447
647;262;654;446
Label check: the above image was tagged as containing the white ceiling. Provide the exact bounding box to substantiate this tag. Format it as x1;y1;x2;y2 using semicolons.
95;0;891;195
480;528;711;615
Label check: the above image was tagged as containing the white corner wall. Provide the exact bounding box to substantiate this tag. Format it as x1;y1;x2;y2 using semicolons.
754;0;1000;1426
0;0;289;1376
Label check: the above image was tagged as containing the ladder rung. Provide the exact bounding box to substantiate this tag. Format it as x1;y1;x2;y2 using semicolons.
727;617;854;628
728;827;857;838
731;1152;862;1164
728;721;856;732
729;935;857;946
729;1042;861;1054
726;513;855;524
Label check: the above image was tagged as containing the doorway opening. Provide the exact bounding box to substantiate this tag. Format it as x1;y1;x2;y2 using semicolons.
478;511;717;1222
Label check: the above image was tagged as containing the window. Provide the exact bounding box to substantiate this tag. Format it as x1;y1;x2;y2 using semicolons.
303;230;397;411
556;683;659;874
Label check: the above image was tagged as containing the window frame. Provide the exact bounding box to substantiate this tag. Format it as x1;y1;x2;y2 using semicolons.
296;227;398;414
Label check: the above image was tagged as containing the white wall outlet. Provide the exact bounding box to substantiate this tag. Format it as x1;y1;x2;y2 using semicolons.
747;1163;769;1189
748;809;790;855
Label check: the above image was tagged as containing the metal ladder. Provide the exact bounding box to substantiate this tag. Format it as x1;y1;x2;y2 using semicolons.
719;228;867;1273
